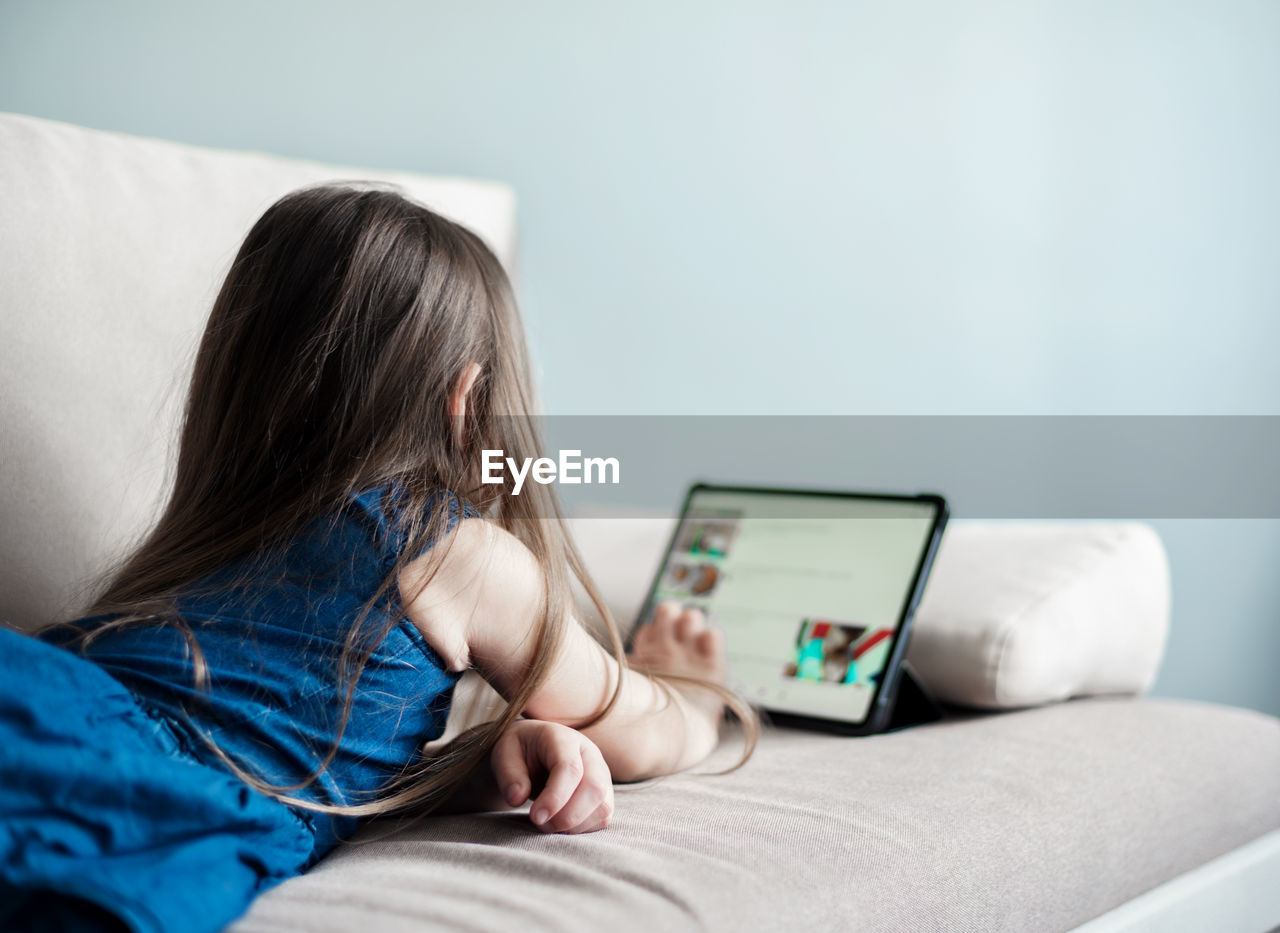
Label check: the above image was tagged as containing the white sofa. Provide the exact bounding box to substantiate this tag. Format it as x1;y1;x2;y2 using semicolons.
2;113;1277;933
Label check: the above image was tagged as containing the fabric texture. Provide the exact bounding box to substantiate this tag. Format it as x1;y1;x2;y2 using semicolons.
232;695;1280;933
0;626;314;933
564;514;1171;708
0;111;517;633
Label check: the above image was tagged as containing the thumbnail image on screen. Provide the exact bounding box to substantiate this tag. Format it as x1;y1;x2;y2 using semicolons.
781;619;893;688
674;515;741;558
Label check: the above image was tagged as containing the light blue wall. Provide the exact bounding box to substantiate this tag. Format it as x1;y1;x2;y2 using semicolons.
3;1;1277;714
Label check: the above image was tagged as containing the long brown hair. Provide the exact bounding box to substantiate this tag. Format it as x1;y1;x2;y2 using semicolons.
51;183;760;820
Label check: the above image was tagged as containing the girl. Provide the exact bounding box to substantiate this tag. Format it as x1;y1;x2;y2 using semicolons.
0;184;760;933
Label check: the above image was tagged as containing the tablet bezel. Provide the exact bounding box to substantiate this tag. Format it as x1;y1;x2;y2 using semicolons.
625;482;949;736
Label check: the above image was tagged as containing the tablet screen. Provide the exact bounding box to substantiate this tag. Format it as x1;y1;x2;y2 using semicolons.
635;486;942;726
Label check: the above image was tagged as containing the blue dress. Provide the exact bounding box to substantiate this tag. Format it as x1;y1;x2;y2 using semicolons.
0;486;478;933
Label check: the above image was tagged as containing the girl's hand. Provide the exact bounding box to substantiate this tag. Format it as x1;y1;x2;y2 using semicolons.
491;718;614;834
627;601;728;726
628;601;727;685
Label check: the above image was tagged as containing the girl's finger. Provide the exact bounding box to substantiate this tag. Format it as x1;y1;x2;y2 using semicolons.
674;608;705;640
528;743;585;829
651;601;681;635
695;628;723;657
543;744;613;833
565;800;613;834
489;727;532;807
562;747;615;833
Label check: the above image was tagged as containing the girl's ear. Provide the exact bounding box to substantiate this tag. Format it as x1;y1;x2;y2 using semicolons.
449;362;483;437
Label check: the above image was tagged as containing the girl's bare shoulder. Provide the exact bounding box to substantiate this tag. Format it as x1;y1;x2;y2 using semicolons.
397;517;543;674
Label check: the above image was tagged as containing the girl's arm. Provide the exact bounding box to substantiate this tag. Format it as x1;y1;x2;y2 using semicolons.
399;519;726;783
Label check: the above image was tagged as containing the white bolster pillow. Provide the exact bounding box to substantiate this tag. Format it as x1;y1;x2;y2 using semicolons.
908;522;1170;709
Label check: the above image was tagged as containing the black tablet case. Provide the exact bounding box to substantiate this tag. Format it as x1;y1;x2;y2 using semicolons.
883;662;943;732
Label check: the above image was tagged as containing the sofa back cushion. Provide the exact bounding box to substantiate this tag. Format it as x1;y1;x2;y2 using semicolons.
0;113;516;629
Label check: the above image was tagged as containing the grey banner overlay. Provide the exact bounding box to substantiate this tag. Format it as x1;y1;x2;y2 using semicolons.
478;416;1280;519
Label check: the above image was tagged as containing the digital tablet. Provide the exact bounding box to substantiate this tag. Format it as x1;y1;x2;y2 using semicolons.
626;483;949;736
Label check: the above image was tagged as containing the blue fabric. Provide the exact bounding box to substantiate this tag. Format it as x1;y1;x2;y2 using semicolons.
0;626;313;933
3;486;477;932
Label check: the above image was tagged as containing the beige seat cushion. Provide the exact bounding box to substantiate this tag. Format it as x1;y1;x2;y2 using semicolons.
234;697;1280;932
